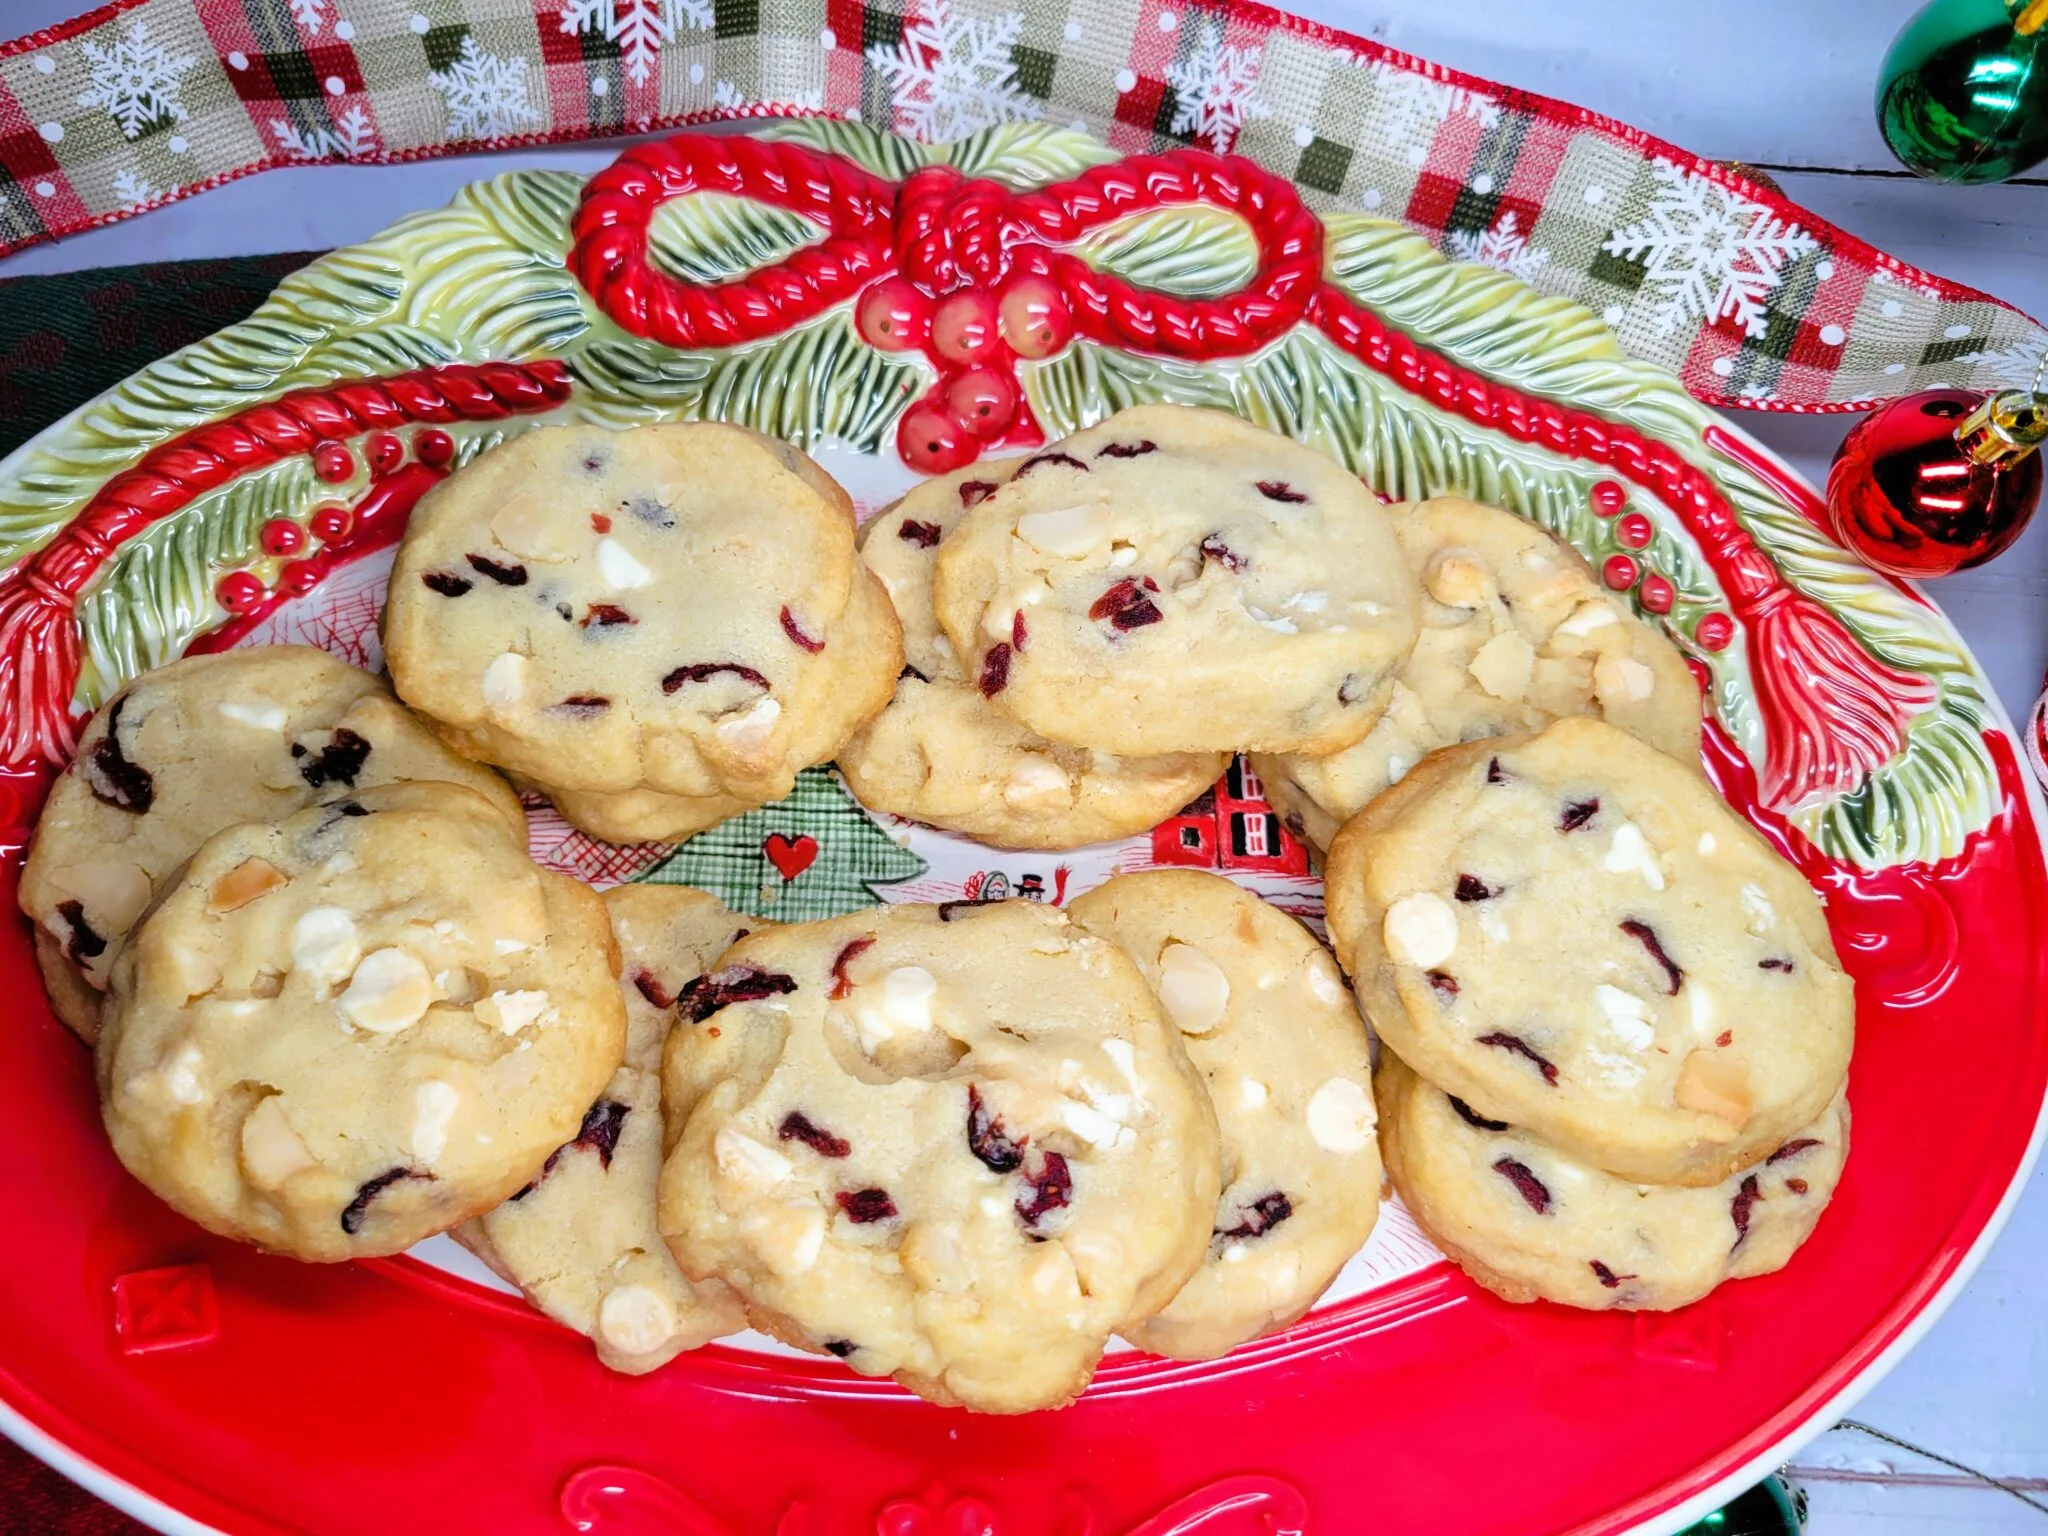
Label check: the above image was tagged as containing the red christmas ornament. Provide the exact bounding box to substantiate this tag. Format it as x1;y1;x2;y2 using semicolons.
1826;387;2045;578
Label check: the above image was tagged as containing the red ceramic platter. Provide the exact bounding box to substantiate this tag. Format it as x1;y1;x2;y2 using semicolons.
0;121;2041;1536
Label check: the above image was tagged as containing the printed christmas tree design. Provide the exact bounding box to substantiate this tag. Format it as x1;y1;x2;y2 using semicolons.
634;767;928;920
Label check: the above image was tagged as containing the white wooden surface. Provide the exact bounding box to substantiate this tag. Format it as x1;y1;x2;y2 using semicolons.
4;2;2046;1529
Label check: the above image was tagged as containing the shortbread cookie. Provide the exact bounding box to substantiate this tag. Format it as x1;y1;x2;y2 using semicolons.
1323;717;1852;1187
841;462;1227;848
1378;1052;1848;1310
1253;496;1702;853
1068;871;1378;1359
535;566;901;843
20;646;522;1044
457;885;751;1372
384;422;902;818
930;405;1418;757
656;900;1220;1413
98;783;624;1261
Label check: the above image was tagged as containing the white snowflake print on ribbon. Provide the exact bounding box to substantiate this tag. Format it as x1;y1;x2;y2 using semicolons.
866;0;1041;142
1164;19;1270;153
429;37;541;141
1602;159;1818;340
77;21;196;139
1364;58;1499;168
1955;343;2047;390
110;168;155;208
289;0;327;34
561;0;711;89
1446;210;1550;283
272;104;377;161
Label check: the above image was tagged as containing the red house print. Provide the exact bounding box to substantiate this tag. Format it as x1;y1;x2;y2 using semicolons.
1150;759;1310;877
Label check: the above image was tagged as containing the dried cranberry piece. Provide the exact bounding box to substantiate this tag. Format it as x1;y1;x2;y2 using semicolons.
1089;577;1163;631
83;699;154;814
55;900;106;966
1015;1150;1072;1226
1620;918;1684;995
340;1168;428;1234
938;898;1000;921
1786;1178;1811;1195
966;1083;1026;1172
581;604;636;628
828;935;875;1000
978;642;1012;697
1427;970;1460;998
580;452;607;474
1011;610;1028;651
1716;1030;1733;1047
779;1111;852;1159
1199;535;1246;572
552;695;611;716
899;664;931;684
780;606;825;654
1767;1138;1822;1164
1486;756;1508;785
328;800;368;818
1730;1174;1762;1248
1217;1190;1293;1241
1455;874;1495;902
517;1098;633;1198
1558;799;1600;832
1448;1095;1508;1132
633;969;675;1009
1255;481;1309;503
958;480;998;507
836;1188;897;1223
421;570;473;597
297;728;372;790
1097;440;1158;459
662;662;771;695
556;602;575;622
590;513;613;534
466;552;528;586
1589;1260;1634;1289
675;965;800;1022
1019;452;1087;476
1477;1031;1560;1085
1336;673;1370;707
1493;1157;1552;1214
898;519;943;547
1759;957;1795;973
822;1339;857;1358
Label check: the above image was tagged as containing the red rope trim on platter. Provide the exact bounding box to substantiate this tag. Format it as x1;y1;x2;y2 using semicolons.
0;360;571;768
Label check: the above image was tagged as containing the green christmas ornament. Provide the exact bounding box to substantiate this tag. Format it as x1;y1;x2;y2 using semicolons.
1878;0;2048;183
1681;1476;1808;1536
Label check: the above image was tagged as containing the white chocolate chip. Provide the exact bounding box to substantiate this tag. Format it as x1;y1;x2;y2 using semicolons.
1676;1049;1752;1125
163;1043;205;1105
1061;1098;1125;1147
475;988;551;1035
209;856;286;914
1424;550;1493;608
337;947;433;1033
741;1201;826;1275
1594;654;1657;705
1061;1227;1125;1294
493;937;531;956
1286;590;1329;613
1383;892;1458;969
1016;503;1111;558
1602;821;1666;891
409;1080;460;1165
1595;984;1655;1050
902;1220;973;1293
1589;1048;1647;1089
1554;599;1620;639
1026;1241;1083;1301
715;1127;792;1186
239;1096;315;1188
712;696;781;753
1697;832;1718;856
1002;754;1072;809
217;700;288;731
1156;942;1230;1035
1238;1077;1270;1110
48;860;152;933
1303;954;1343;1006
482;652;527;712
290;906;360;985
599;1284;677;1356
1100;1037;1143;1099
1467;631;1535;702
1306;1076;1373;1153
1222;1242;1248;1264
595;536;653;589
1689;984;1717;1037
1107;541;1138;567
491;496;595;563
1740;883;1776;935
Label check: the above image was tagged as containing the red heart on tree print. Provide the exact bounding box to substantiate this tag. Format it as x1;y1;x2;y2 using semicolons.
763;833;818;881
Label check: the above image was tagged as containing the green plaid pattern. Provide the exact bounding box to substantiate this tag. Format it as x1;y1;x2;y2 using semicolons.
1;0;2042;411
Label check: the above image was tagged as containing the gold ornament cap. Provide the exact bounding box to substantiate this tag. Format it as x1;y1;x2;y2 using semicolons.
1957;389;2048;468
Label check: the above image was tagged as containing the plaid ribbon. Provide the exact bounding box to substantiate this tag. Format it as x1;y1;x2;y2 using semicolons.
2;0;2044;414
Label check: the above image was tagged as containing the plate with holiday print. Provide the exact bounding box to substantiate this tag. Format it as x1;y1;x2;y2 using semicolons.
0;120;2040;1536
